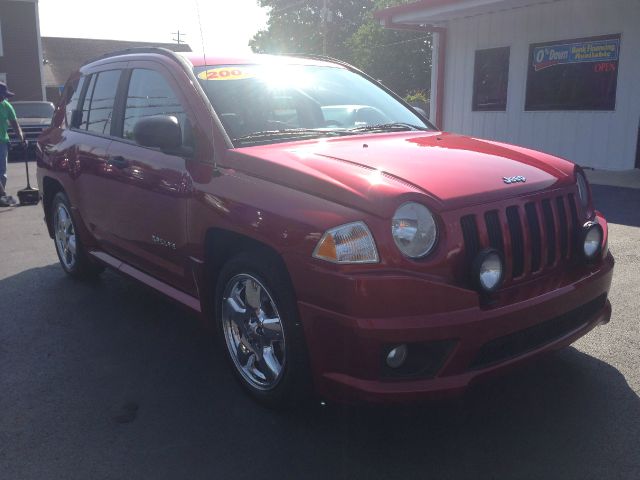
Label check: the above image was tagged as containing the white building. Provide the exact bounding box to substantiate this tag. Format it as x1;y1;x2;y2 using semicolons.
375;0;640;171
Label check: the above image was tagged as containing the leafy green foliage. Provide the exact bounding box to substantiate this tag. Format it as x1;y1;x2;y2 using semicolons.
250;0;375;59
404;89;429;104
348;6;431;96
250;0;432;97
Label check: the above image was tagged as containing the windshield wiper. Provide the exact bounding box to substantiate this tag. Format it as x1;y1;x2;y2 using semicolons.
232;128;348;145
346;122;429;133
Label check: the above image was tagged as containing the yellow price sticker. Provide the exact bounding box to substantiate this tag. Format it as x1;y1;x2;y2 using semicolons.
197;67;254;81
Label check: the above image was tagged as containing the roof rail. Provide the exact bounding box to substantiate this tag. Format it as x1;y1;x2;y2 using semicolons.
86;46;182;66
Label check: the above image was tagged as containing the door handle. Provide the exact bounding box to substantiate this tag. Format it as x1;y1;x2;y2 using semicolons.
107;155;129;169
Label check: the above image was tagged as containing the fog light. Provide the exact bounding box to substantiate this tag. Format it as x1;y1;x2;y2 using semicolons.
473;249;504;293
582;222;603;260
386;344;408;369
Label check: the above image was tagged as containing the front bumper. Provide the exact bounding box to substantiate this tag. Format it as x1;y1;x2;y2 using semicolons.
294;253;614;404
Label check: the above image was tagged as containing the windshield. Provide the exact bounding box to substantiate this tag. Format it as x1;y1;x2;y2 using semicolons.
194;64;434;146
12;102;55;119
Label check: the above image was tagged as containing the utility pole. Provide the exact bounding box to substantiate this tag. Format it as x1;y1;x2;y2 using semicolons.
172;30;187;45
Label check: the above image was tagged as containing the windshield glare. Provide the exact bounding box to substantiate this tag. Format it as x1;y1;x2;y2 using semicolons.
13;103;54;119
195;64;433;145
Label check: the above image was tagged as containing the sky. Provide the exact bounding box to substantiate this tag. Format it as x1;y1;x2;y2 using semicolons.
38;0;269;54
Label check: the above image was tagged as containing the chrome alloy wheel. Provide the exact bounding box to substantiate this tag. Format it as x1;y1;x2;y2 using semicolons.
53;203;77;271
222;274;286;390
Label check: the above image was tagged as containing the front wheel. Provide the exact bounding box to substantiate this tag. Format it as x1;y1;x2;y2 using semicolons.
51;192;103;279
215;251;312;408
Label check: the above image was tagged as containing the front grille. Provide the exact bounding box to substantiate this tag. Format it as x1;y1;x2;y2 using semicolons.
8;125;46;142
541;199;556;266
556;197;569;259
506;206;525;278
460;215;480;265
460;192;581;283
469;294;607;370
484;210;504;252
525;202;542;272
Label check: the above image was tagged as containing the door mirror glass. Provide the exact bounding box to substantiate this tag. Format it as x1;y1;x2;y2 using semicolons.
411;106;428;120
133;115;182;151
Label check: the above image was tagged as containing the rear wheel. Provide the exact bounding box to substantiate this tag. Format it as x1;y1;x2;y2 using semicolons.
215;250;312;408
51;192;103;279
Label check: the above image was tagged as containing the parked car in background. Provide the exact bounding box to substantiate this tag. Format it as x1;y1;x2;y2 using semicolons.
8;101;54;159
37;48;614;407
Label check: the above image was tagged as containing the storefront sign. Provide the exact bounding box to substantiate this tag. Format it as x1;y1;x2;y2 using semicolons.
532;37;620;71
526;34;621;111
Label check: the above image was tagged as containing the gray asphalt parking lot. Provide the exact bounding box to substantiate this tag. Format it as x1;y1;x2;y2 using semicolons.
1;161;639;479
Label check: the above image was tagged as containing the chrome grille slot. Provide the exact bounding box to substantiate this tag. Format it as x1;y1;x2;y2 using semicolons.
460;214;480;265
568;194;579;254
484;210;504;252
541;199;556;266
506;206;525;278
556;196;569;259
525;202;542;272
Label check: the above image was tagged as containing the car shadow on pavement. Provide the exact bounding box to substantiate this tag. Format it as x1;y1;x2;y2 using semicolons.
591;185;640;228
1;264;638;479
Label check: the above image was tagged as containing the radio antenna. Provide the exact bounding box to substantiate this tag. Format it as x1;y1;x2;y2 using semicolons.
194;0;207;66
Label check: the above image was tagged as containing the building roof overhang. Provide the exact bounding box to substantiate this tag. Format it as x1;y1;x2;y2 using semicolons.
374;0;555;28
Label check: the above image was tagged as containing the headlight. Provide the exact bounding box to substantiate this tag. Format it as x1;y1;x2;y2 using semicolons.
576;171;589;208
392;202;438;258
581;221;603;261
313;221;379;264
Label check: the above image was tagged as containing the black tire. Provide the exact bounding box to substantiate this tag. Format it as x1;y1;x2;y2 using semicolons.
214;250;312;408
51;191;104;280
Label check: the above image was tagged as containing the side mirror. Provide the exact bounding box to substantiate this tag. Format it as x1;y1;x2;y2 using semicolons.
412;106;428;119
133;115;182;152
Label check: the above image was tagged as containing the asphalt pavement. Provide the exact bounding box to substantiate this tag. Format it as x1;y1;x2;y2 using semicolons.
1;161;639;479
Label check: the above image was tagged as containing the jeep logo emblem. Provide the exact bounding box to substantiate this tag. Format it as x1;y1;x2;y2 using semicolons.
503;176;526;184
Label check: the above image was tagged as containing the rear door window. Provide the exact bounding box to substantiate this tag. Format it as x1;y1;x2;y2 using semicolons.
82;70;121;135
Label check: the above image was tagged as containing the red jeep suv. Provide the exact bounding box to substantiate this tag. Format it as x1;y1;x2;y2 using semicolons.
37;48;614;406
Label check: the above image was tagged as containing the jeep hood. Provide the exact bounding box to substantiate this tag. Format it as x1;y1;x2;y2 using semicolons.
229;132;576;216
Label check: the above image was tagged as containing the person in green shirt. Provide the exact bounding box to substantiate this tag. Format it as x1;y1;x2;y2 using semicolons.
0;81;24;206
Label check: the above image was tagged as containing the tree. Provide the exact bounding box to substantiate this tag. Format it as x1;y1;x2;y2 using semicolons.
250;0;432;97
250;0;375;59
348;0;432;97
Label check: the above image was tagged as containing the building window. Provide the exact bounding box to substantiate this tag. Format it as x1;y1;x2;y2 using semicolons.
525;34;621;111
472;47;510;112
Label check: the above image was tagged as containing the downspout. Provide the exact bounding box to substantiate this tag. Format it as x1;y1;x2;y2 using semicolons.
34;0;46;101
434;30;447;129
380;18;447;129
